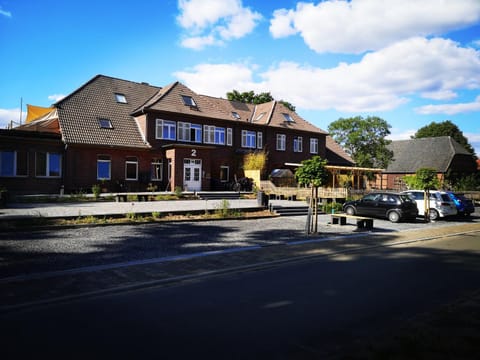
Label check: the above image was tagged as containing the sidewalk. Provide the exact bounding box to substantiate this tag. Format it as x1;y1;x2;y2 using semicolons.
0;198;273;219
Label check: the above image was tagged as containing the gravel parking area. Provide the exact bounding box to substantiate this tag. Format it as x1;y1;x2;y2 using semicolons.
1;210;478;279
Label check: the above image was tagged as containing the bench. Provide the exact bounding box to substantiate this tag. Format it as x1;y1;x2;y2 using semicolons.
331;213;374;230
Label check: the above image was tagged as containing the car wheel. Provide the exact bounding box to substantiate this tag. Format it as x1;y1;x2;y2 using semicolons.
345;206;356;215
429;209;439;221
388;211;400;223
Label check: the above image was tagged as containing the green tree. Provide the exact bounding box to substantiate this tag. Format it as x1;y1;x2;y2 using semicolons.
226;90;296;111
415;167;440;222
412;120;476;156
328;116;393;168
295;156;329;233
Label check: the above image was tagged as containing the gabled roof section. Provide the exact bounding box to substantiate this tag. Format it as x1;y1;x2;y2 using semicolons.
55;75;160;148
325;136;355;166
385;136;471;173
268;102;328;134
134;81;228;120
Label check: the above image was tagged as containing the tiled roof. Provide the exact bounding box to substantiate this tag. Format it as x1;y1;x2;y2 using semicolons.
325;135;355;166
136;81;327;134
56;75;161;148
385;136;471;173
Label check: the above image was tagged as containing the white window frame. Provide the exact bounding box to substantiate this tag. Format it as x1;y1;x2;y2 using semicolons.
294;136;303;152
242;130;256;148
0;150;28;177
226;128;233;146
220;166;229;182
204;125;225;145
276;134;286;151
310;138;318;154
257;132;263;149
35;152;62;178
97;155;111;180
191;124;202;143
178;122;191;142
151;160;163;181
125;157;138;181
156;119;176;140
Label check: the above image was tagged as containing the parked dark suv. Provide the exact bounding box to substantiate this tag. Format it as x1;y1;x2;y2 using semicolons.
343;192;418;223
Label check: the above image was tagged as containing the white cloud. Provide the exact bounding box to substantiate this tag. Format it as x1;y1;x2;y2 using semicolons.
175;37;480;113
0;108;22;128
174;63;258;96
269;0;480;54
0;6;12;18
416;95;480;115
177;0;262;50
387;129;416;141
48;94;65;102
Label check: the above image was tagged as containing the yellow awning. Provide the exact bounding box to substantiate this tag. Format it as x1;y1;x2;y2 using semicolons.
26;104;54;123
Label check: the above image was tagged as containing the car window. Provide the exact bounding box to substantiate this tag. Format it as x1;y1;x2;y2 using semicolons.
440;194;451;202
407;192;423;200
400;194;415;203
363;194;379;201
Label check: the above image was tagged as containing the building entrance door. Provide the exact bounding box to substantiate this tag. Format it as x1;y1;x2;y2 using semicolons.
183;158;202;191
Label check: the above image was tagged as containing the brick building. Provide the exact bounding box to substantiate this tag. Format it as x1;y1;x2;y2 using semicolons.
1;74;354;195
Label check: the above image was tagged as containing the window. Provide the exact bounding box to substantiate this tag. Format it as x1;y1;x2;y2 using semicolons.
310;138;318;154
97;155;111;180
0;150;27;177
220;166;229;182
276;134;286;151
294;136;303;152
257;132;263;149
226;128;233;146
255;112;266;121
115;93;127;103
204;125;225;145
191;124;202;143
178;122;202;142
156;119;176;140
151;159;163;181
215;127;225;144
181;95;197;107
125;157;138;180
231;112;240;120
36;152;61;177
178;122;191;141
242;130;256;148
282;113;294;122
98;118;113;129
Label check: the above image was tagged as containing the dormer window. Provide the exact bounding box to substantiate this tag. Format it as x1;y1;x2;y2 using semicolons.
232;111;240;120
98;118;113;129
181;95;197;107
115;93;127;104
282;113;294;122
255;112;266;121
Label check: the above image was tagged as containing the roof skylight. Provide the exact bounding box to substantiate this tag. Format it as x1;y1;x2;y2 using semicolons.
98;118;113;129
232;111;240;120
115;93;127;104
282;113;294;122
255;112;266;121
181;95;197;107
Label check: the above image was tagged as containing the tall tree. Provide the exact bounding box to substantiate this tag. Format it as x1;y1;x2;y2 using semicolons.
328;116;393;168
412;120;476;156
226;90;296;111
295;156;329;234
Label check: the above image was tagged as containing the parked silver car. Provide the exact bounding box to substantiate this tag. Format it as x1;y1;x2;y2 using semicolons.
401;190;457;220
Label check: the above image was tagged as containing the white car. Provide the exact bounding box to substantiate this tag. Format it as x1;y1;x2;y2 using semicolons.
401;190;457;220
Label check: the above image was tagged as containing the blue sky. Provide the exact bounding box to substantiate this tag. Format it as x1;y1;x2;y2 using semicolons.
1;0;480;154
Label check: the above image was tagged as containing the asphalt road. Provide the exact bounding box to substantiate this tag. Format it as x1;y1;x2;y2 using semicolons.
2;233;479;359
